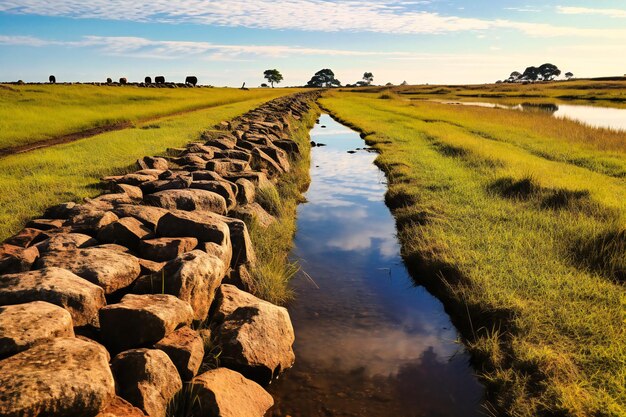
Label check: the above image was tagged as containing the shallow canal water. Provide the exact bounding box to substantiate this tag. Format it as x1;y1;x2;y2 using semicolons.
267;114;484;417
438;100;626;131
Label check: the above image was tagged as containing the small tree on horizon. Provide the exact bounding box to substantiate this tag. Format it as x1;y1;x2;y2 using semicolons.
363;72;374;85
263;69;283;88
565;71;574;80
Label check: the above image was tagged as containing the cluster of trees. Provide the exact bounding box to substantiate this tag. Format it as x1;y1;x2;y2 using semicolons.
502;63;574;83
263;68;386;88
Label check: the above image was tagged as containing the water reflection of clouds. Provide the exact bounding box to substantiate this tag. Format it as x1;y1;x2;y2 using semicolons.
269;115;484;416
295;317;461;379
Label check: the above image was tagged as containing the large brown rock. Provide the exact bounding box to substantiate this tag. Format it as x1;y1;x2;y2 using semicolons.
138;237;198;262
97;217;155;250
0;267;105;326
140;176;192;195
0;337;115;416
35;248;141;294
35;232;98;253
99;294;193;352
111;348;181;417
68;210;119;234
0;243;39;274
133;250;224;322
190;180;237;210
25;218;65;231
96;396;146;417
155;326;204;381
91;193;134;206
250;148;284;178
156;209;230;245
111;183;144;201
212;284;295;384
223;217;256;268
205;159;250;174
230;203;276;228
0;301;74;358
145;189;227;215
188;368;273;417
224;171;272;190
112;204;169;230
4;227;45;247
137;156;169;171
235;178;256;205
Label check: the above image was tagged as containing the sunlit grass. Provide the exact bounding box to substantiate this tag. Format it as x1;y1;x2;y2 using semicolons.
321;92;626;417
0;84;295;149
0;96;290;241
376;79;626;108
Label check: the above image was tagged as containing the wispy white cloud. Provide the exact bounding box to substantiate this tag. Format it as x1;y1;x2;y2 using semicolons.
0;0;625;38
0;34;413;60
504;7;541;13
557;6;626;18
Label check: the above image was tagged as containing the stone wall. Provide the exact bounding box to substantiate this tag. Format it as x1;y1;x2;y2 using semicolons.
0;91;321;417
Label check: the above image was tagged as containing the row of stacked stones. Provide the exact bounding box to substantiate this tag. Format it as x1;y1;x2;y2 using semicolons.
0;91;321;417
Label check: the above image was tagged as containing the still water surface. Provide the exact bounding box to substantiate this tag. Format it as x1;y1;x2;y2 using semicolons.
439;100;626;131
267;114;484;417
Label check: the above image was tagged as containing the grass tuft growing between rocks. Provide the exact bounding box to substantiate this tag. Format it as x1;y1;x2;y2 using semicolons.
321;92;626;417
247;105;318;305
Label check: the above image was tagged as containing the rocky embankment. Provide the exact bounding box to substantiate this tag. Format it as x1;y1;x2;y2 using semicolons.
0;91;320;417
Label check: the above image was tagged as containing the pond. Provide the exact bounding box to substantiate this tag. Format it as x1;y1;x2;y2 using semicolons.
267;114;484;417
439;101;626;131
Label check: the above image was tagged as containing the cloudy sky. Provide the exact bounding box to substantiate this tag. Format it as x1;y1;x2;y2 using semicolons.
1;0;625;86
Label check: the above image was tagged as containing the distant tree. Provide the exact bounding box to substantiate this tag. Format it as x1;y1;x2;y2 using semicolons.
49;75;56;84
260;83;269;88
306;69;341;88
385;82;394;86
363;72;374;85
400;80;408;86
145;76;152;84
119;77;127;85
263;69;283;88
565;71;574;80
356;81;368;87
509;71;522;82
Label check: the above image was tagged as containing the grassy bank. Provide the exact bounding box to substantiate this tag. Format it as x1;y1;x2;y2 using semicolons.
247;103;319;305
0;84;293;150
0;96;289;241
321;92;625;416
348;80;626;109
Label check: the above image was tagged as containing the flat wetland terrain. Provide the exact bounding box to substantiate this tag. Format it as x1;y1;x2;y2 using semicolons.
1;82;625;417
0;84;294;240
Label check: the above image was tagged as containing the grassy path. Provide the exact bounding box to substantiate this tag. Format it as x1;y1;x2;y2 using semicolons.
0;94;287;240
321;92;626;417
0;84;295;151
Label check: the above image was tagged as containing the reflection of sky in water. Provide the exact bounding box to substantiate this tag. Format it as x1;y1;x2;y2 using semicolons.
268;114;483;417
440;100;626;131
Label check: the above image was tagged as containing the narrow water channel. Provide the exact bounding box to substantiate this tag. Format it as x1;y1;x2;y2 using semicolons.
267;114;484;417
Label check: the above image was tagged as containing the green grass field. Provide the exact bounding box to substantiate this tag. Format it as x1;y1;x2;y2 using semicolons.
349;79;626;109
0;84;294;150
0;90;292;241
321;91;626;417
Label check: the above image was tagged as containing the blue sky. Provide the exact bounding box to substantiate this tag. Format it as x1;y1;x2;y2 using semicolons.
1;0;625;86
